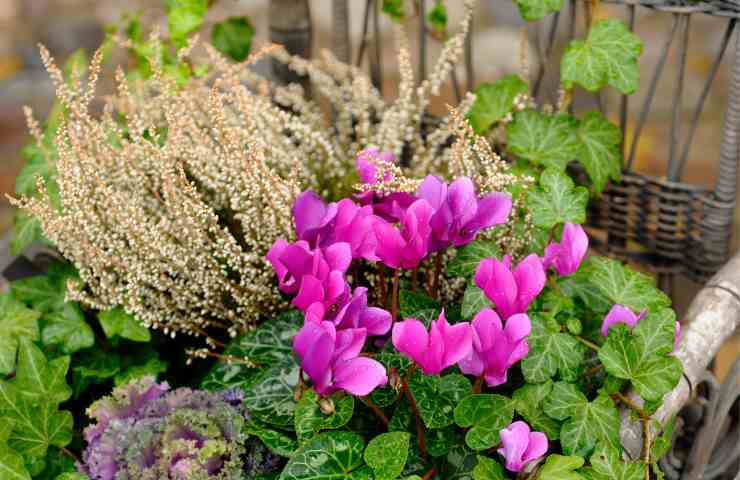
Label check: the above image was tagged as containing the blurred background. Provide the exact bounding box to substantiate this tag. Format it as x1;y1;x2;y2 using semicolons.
0;0;736;373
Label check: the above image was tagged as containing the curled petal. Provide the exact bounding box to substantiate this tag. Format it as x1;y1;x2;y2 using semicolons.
392;319;430;363
333;357;388;396
600;304;642;337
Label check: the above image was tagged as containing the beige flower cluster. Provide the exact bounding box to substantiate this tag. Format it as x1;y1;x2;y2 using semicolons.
10;0;529;344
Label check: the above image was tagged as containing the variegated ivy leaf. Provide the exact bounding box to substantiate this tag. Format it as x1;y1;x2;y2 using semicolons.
539;454;586;480
514;0;565;21
453;394;514;451
512;380;562;439
448;240;501;278
520;314;586;383
579;444;643;480
543;382;621;456
41;303;94;355
598;309;682;402
97;307;150;342
399;291;440;319
0;444;30;480
561;19;643;94
461;282;493;320
279;431;369;480
576;111;622;193
583;257;671;313
472;455;506;480
528;168;588;229
507;110;580;170
467;75;529;134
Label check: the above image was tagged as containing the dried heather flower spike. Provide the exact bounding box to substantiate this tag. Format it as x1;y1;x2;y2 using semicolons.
497;421;548;473
458;308;531;387
392;310;472;375
474;254;546;320
542;223;589;276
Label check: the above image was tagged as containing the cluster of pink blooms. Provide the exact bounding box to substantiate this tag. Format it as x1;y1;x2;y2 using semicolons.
265;149;601;472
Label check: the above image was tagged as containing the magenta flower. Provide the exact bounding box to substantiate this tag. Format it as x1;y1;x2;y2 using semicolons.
293;318;387;396
332;287;392;336
293;190;338;246
417;175;512;252
474;254;546;319
498;421;548;472
355;149;416;222
392;310;473;375
373;199;434;269
601;304;681;351
266;240;351;295
332;199;381;261
542;223;589;276
458;308;531;387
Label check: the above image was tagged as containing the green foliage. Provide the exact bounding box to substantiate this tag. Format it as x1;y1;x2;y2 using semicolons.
508;111;580;170
427;1;448;34
514;0;565;21
212;16;254;62
0;294;40;375
575;111;623;193
467;76;529;134
10;211;49;256
580;445;643;479
598;310;682;402
561;19;643;94
539;454;586;480
461;282;492;319
528;168;589;229
583;257;671;313
512;380;561;439
97;307;150;342
364;432;410;480
41;304;94;354
399;291;440;319
472;455;505;479
453;394;514;451
520;314;586;383
244;356;301;427
244;421;298;458
279;431;369;479
543;382;621;456
165;0;208;48
408;372;470;429
448;240;501;278
382;0;405;22
294;390;354;444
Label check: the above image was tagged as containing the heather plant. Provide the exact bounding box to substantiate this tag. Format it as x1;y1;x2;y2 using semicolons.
2;0;688;479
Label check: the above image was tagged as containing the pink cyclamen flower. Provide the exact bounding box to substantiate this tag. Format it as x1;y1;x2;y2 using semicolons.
474;254;546;319
601;304;681;351
498;421;548;472
266;240;351;296
542;223;589;276
293;318;387;396
332;287;392;336
332;199;381;261
417;175;512;252
458;308;531;387
293;190;338;247
373;199;434;269
392;310;473;375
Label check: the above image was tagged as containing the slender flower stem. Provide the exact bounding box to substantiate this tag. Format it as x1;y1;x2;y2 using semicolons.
472;375;484;394
378;264;388;307
613;392;652;478
411;267;419;292
613;392;649;419
575;335;600;351
431;253;443;300
391;269;400;321
361;396;390;426
582;363;604;379
402;365;428;460
422;467;437;480
59;446;80;463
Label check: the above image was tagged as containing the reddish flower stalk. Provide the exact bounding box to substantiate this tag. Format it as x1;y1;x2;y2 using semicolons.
391;269;400;321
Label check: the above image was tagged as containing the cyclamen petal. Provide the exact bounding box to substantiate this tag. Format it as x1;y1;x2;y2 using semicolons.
498;421;548;472
333;357;388;396
293;190;338;246
542;223;589;276
475;254;545;319
392;311;473;375
373;199;434;269
601;304;682;352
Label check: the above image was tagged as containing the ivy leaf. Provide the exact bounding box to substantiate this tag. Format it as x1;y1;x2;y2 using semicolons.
279;431;368;480
461;283;492;320
15;146;55;197
528;168;588;229
11;211;49;256
41;303;95;354
72;349;121;397
467;76;529;134
295;390;354;445
576;111;622;193
515;0;565;21
453;394;514;451
598;310;682;402
539;454;586;480
473;455;506;480
166;0;208;48
243;356;300;427
0;294;41;375
408;373;455;429
427;1;448;34
97;307;150;342
245;421;298;458
399;291;440;319
448;240;501;278
520;314;586;383
0;444;30;480
561;19;643;94
584;257;671;313
543;382;620;456
365;432;410;480
53;474;88;480
382;0;405;22
507;110;579;170
11;338;71;404
512;380;561;439
581;444;643;479
114;357;168;387
212;17;254;62
558;271;612;314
